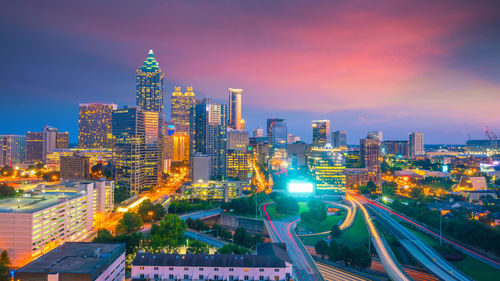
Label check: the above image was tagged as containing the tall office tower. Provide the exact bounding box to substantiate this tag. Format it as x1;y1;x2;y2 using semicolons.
382;140;409;156
267;118;287;159
171;86;196;132
287;133;301;144
360;138;381;171
253;127;264;138
26;131;43;163
143;110;162;188
112;107;145;195
332;130;347;148
228;88;243;130
190;98;228;180
367;131;383;142
345;150;361;168
78;103;117;148
0;135;26;167
56;131;69;148
227;129;249;151
60;155;91;180
409;132;424;157
136;50;164;112
312;120;330;147
307;144;346;195
227;149;252;180
42;125;58;162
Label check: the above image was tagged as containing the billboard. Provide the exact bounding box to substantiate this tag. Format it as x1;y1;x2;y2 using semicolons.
288;182;314;193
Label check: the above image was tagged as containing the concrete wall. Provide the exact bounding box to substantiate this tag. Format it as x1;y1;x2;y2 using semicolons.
220;214;265;233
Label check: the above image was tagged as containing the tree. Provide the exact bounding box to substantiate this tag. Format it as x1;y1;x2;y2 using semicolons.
0;184;16;198
0;250;10;281
233;227;250;247
137;199;155;222
93;229;114;243
152;203;166;220
341;245;352;267
150;214;186;250
116;212;143;234
351;246;371;270
187;241;209;254
115;232;144;254
330;224;342;238
315;240;328;259
366;181;377;193
217;244;251;255
327;240;341;261
306;200;327;223
410;186;424;199
276;196;299;214
381;181;397;196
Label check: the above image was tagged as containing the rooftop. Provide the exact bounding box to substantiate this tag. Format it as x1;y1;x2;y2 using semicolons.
17;242;125;279
0;193;81;213
132;252;288;268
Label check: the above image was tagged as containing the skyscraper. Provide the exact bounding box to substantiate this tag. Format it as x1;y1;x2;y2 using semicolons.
409;132;424;157
332;130;347;148
307;144;346;195
367;131;383;142
267;118;287;163
360;138;380;172
227;129;249;151
113;107;143;195
0;135;26;167
190;98;228;180
78;103;117;148
56;131;69;149
253;127;264;138
171;86;196;133
228;88;243;130
312;120;330;147
42;125;58;163
26;131;43;163
136;50;164;112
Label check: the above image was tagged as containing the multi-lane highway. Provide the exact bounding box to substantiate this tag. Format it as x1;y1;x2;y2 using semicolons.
315;261;370;281
262;202;324;281
351;196;411;281
356;195;472;281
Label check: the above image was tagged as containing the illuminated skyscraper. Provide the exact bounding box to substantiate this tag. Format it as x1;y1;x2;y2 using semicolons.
360;138;380;172
253;127;264;138
171;86;196;132
42;125;58;163
78;103;117;148
409;132;424;157
0;135;26;167
227;129;249;151
267;118;287;159
190;98;228;180
56;132;69;149
307;144;346;195
226;149;252;180
312;120;330;147
332;130;347;148
26;131;43;163
367;131;383;142
228;88;243;130
112;106;160;195
136;50;164;112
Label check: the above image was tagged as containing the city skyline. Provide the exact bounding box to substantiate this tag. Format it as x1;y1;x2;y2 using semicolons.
2;0;500;143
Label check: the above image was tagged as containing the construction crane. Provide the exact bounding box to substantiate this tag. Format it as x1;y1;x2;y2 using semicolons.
485;127;498;149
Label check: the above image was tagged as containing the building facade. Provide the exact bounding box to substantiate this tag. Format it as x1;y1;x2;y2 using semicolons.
171;86;196;133
312;120;330;147
267;118;287;164
78;103;117;149
227;129;249;151
60;155;91;180
382;140;409;156
180;181;243;202
229;88;243;130
190;98;228;180
56;131;69;149
42;125;58;163
0;134;26;167
332;130;347;149
409;132;424;157
360;138;380;172
253;127;264;138
136;50;164;112
307;144;346;195
227;149;252;180
25;132;43;163
45;148;114;171
345;168;382;187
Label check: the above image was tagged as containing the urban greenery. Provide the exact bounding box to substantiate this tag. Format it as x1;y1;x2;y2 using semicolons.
116;211;143;234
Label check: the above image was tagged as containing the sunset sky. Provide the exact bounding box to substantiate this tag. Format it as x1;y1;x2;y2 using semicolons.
1;0;499;144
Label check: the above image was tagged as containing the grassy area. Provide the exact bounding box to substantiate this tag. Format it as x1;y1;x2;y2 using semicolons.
300;211;369;248
299;214;343;233
406;226;500;281
264;201;308;220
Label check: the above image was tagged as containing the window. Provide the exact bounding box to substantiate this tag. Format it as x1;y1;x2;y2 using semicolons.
169;274;174;279
199;275;204;280
214;275;219;280
199;268;204;271
229;268;234;272
275;276;279;281
260;276;264;280
169;267;174;271
154;267;159;270
214;268;219;271
229;275;234;280
139;266;144;270
259;269;264;272
184;268;189;271
286;273;290;278
154;274;159;279
140;274;144;278
245;275;249;280
274;269;279;272
184;274;189;280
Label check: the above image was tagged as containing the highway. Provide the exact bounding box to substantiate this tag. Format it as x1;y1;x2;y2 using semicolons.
357;196;472;281
262;202;325;281
178;208;224;221
184;229;229;248
351;196;411;281
314;262;369;281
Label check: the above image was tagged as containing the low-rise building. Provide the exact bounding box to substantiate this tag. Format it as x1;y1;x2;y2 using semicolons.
15;242;125;281
131;251;292;281
345;168;381;187
180;181;243;202
60;155;91;180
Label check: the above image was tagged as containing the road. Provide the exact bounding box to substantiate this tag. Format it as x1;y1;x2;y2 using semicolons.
178;208;224;221
314;262;370;281
351;196;411;281
184;229;229;248
367;198;500;271
358;196;472;281
262;202;325;281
